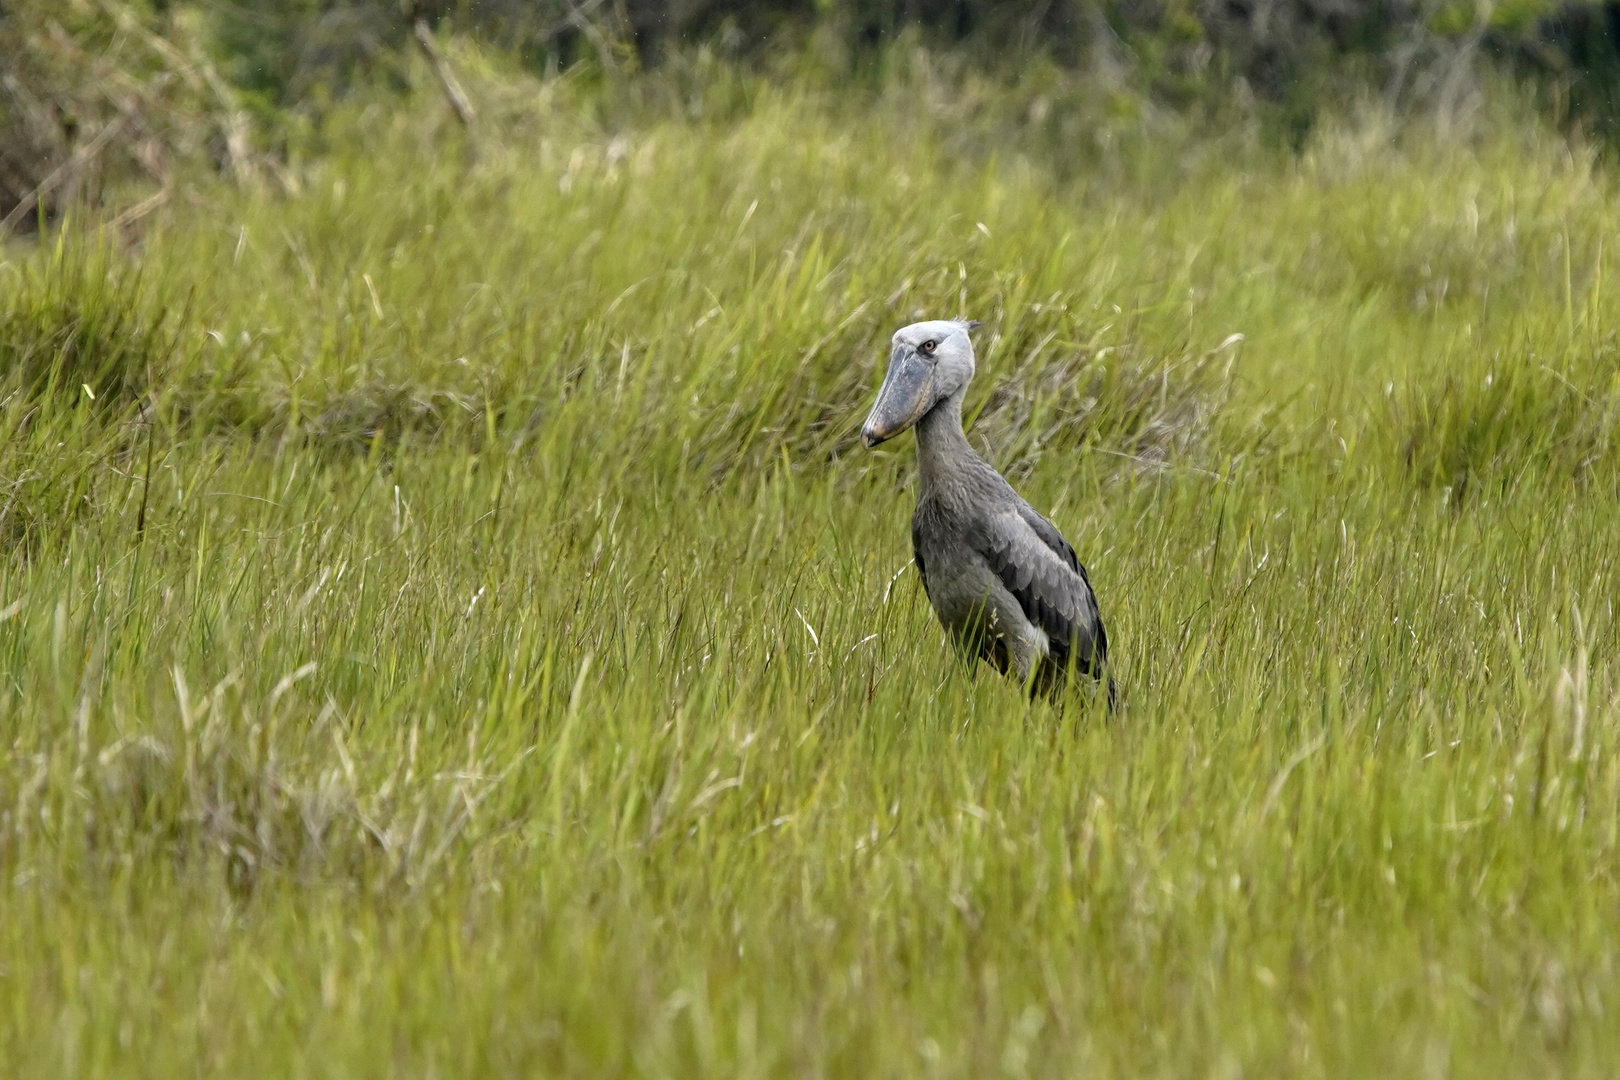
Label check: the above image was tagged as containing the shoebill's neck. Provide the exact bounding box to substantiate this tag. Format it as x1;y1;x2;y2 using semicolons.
915;388;981;499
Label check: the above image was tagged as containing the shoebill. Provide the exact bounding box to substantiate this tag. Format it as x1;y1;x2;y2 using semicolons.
861;319;1114;705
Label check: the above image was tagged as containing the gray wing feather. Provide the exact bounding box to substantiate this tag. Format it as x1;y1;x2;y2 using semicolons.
971;505;1107;677
1017;504;1089;583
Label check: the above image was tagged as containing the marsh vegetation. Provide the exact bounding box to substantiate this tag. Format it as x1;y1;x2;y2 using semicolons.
3;10;1620;1076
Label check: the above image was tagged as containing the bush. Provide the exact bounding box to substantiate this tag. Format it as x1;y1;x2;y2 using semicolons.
0;243;176;407
1395;349;1620;499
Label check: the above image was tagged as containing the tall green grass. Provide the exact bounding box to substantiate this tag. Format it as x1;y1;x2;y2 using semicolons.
2;48;1619;1077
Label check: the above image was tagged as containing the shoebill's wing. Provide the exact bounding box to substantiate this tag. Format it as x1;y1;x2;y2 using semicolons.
970;505;1107;677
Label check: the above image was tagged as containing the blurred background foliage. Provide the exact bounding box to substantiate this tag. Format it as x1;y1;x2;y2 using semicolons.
7;0;1620;229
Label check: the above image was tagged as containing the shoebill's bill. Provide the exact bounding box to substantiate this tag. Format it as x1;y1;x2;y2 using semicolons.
862;319;1114;705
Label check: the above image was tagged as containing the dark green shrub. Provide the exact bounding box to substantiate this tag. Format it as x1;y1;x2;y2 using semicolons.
0;245;176;408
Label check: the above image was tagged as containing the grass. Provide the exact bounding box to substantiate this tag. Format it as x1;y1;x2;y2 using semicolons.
2;45;1620;1077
